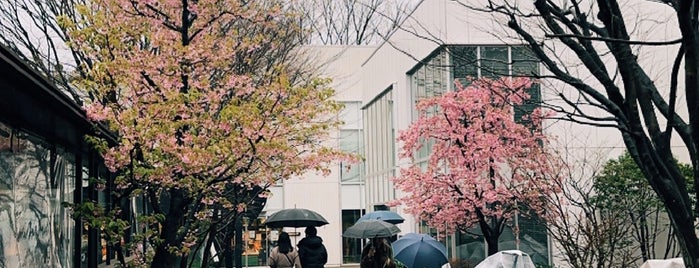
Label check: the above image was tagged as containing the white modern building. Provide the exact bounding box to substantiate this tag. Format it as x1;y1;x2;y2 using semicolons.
260;0;685;267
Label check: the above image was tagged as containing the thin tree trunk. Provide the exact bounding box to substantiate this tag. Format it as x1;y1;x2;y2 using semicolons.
201;219;218;268
234;217;243;268
223;217;238;268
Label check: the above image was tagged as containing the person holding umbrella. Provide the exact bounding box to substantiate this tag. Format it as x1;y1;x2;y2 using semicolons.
297;226;328;268
360;237;397;268
268;232;302;268
342;219;401;268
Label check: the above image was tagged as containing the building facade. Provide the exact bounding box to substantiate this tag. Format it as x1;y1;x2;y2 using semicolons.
265;0;684;267
0;44;129;267
264;1;558;266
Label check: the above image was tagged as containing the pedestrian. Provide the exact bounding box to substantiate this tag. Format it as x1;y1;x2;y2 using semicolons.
360;237;396;268
268;232;301;268
297;226;328;268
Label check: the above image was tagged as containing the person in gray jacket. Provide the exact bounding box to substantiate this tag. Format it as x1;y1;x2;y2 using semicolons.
297;226;328;268
268;232;301;268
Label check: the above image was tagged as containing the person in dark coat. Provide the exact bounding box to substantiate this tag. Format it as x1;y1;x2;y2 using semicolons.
297;226;328;268
360;237;396;268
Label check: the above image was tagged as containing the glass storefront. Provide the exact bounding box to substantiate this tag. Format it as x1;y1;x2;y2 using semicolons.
0;121;75;267
243;217;268;266
342;209;364;263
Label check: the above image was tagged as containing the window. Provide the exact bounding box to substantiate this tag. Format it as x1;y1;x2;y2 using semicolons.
340;102;363;129
410;51;449;120
342;209;364;263
0;122;77;267
451;46;477;86
408;45;547;265
450;45;541;124
339;102;364;183
362;88;396;205
517;212;549;264
340;130;362;182
408;52;450;163
480;47;509;78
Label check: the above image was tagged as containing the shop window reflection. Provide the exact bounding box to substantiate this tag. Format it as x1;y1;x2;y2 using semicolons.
0;122;76;267
242;217;268;266
342;209;363;263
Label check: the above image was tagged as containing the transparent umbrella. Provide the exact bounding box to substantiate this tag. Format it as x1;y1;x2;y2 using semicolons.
474;250;535;268
639;258;685;268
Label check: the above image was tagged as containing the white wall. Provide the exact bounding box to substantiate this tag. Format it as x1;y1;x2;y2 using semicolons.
264;46;375;267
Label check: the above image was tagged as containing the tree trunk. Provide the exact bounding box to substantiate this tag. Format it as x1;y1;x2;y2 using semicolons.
666;204;699;268
631;141;699;267
201;224;217;268
629;152;699;267
223;217;238;268
477;213;500;256
638;213;649;261
151;189;188;268
485;234;499;256
675;3;699;267
234;217;243;268
152;232;180;268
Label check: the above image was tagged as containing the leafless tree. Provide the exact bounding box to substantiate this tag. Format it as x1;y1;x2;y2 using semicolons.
0;0;95;105
443;0;699;265
540;145;639;268
290;0;414;45
543;146;685;268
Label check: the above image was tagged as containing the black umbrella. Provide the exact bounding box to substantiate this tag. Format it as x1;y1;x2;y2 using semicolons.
264;208;329;228
343;219;401;238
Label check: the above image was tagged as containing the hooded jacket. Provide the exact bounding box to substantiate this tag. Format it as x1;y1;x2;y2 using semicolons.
298;236;328;268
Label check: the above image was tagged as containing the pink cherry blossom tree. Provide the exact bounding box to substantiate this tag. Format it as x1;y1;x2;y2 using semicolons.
393;77;563;256
61;0;351;267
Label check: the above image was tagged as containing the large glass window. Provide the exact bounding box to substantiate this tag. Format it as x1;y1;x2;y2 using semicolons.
342;209;364;263
451;46;478;86
454;230;485;267
517;213;549;265
409;50;449;163
340;130;362;182
481;47;509;78
451;211;549;266
451;45;541;124
0;121;75;267
410;51;448;121
409;45;547;265
511;47;541;123
362;88;395;206
339;102;364;183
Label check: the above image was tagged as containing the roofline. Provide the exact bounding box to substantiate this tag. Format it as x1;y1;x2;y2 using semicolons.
361;0;426;67
0;43;118;144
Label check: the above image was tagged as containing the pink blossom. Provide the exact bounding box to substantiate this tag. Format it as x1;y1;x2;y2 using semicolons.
392;77;563;236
